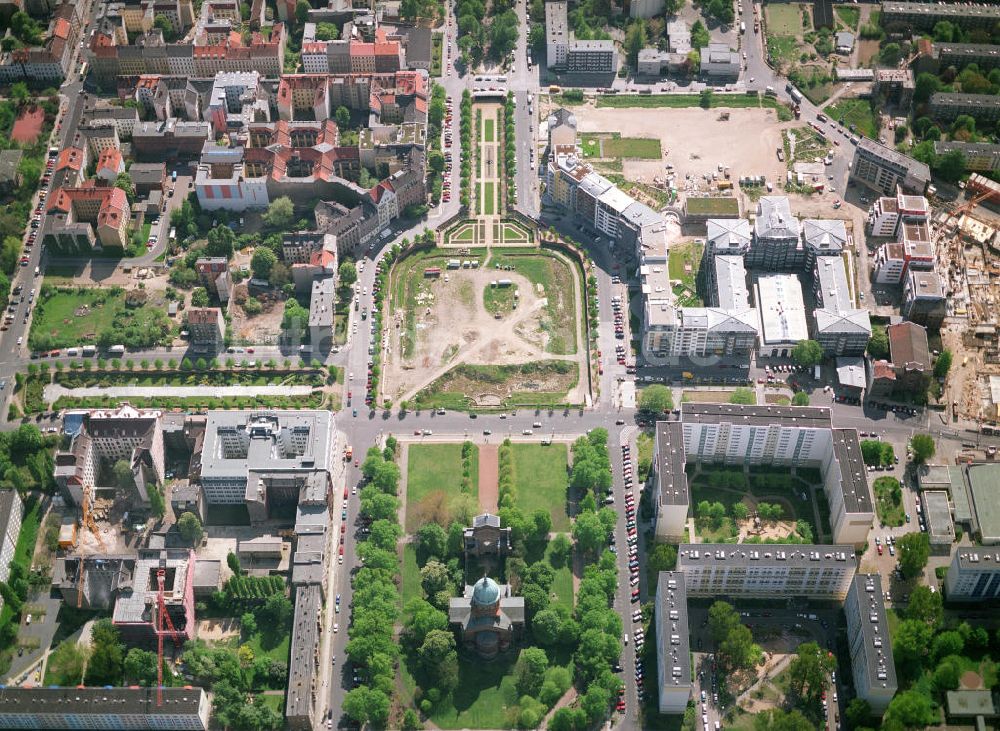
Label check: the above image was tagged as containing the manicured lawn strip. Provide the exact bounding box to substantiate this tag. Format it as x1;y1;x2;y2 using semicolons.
401;543;421;606
405;443;478;531
596;94;782;110
603;137;662;159
484;117;494;143
511;443;569;531
545;537;573;611
483;182;495;215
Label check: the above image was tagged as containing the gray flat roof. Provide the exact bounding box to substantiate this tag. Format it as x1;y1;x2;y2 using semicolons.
833;429;873;514
0;686;206;718
200;410;333;479
656;422;689;506
286;584;322;720
847;574;897;693
924;490;955;544
681;402;833;427
678;544;855;567
955;549;1000;572
882;2;1000;20
656;571;691;689
967;464;1000;542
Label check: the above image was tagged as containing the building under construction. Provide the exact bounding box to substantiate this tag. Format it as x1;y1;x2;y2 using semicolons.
54;549;195;646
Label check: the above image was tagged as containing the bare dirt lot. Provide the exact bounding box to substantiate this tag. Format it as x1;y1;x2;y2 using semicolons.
384;262;583;402
570;105;791;187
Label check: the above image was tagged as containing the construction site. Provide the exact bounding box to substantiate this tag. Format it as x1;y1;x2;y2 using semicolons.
929;175;1000;426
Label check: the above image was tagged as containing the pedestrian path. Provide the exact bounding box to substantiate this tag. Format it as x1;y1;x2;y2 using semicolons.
44;384;314;400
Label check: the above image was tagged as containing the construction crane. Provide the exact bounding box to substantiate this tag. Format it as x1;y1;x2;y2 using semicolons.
155;568;184;707
954;189;994;218
81;485;106;552
75;558;84;609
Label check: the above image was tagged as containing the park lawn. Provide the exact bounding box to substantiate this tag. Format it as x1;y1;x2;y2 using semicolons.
430;653;520;729
401;543;421;606
766;2;804;34
484;117;495;143
483;182;495;215
835;5;859;29
596;94;780;110
545;537;574;611
30;289;127;350
826;98;877;139
258;694;284;714
431;33;443;76
512;443;569;531
873;476;904;527
603;136;661;159
405;443;479;532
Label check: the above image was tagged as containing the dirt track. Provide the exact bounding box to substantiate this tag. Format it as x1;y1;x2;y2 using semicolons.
478;444;499;513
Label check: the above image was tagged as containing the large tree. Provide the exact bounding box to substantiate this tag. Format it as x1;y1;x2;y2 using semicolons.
514;647;549;697
791;339;824;368
787;642;835;701
176;512;203;545
897;531;931;580
263;196;294;229
909;434;935;463
638;384;674;415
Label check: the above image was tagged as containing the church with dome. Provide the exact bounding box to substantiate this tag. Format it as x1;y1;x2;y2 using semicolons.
448;575;525;659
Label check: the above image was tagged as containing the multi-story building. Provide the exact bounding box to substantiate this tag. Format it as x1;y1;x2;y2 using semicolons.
308;276;336;351
812;256;872;357
43;186;131;253
851;137;931;195
802;218;847;268
746;196;803;269
186;307;225;350
0;3;80;82
95;147;125;184
286;584;322;729
205;70;269;133
654;572;692;714
930;42;1000;72
885;320;931;394
873;69;914;109
282;231;338;265
880;1;1000;32
132;119;212;161
652;404;875;545
844;575;898;713
545;0;617;75
196;410;333;514
195;257;232;302
868;189;930;238
0;686;210;730
933;141;1000;173
51;146;87;190
700;43;740;81
676;543;857;600
945;549;1000;601
0;490;22;612
755;273;809;359
902;269;947;328
929;92;1000;124
55;403;165;508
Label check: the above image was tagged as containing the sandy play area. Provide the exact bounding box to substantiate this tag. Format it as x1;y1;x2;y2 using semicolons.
571;105;791;187
384;264;585;402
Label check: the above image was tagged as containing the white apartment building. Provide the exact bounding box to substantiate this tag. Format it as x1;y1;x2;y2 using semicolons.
545;0;569;69
946;549;1000;601
652;404;874;545
0;491;23;612
845;574;898;713
676;544;857;600
755;273;809;358
655;572;692;714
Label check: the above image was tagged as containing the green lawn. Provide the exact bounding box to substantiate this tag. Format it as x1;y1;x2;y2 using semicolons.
873;476;904;528
512;443;569;531
430;653;520;729
835;5;859;29
483;282;517;315
405;443;479;531
401;543;421;606
637;430;654;483
257;694;284;714
483;182;495;215
412;362;579;411
826;99;878;139
545;537;573;611
604;136;662;159
667;241;704;291
766;2;804;34
484;117;495;143
243;626;291;662
431;33;443;76
29;288;172;351
596;94;782;110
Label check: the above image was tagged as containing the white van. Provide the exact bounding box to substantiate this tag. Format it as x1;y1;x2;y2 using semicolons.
65;347;79;357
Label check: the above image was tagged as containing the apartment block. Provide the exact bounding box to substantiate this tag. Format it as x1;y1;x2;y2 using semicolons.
845;575;898;713
929;92;1000;124
0;490;22;613
746;196;803;270
44;186;131;253
55;403;165;508
902;269;947;328
655;572;692;714
946;549;1000;601
186;307;225;349
880;2;1000;32
0;686;210;730
934;141;1000;173
812;256;871;357
676;543;857;600
308;276;336;351
286;584;322;729
850;137;931;195
868;190;929;238
931;42;1000;72
195;257;232;302
802;218;847;267
0;3;80;82
545;0;617;74
545;0;569;69
755;273;809;359
652;405;874;545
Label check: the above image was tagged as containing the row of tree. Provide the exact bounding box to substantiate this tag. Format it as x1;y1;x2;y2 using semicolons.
342;440;403;727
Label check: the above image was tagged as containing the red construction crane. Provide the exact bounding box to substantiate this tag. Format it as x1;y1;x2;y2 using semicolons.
155;568;184;707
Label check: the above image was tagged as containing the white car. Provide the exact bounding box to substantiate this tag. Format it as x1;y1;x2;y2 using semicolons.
333;623;339;633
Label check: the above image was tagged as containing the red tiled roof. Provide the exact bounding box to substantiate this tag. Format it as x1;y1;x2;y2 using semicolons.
56;147;85;172
97;147;123;173
52;18;71;40
872;360;896;381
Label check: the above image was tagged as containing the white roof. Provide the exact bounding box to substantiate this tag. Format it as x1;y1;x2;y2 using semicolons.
756;274;809;344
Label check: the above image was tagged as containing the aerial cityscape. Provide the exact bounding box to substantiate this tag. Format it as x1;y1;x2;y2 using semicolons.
0;0;994;729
